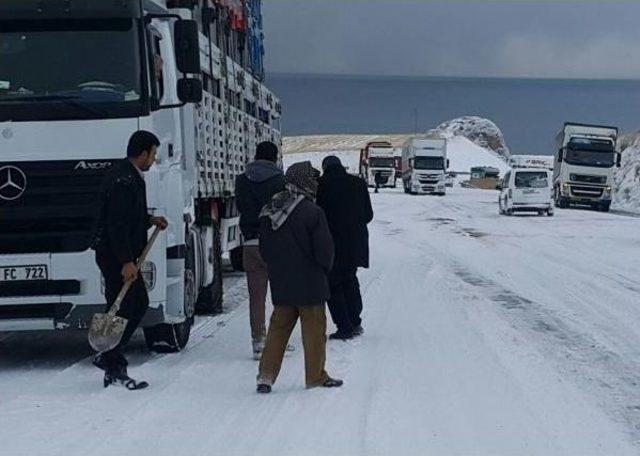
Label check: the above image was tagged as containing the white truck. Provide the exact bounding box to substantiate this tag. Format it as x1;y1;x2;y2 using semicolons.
553;123;620;212
359;141;396;188
401;137;448;195
0;0;281;351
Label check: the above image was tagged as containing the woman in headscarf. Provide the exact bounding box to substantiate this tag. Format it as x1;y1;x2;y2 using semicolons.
256;161;343;393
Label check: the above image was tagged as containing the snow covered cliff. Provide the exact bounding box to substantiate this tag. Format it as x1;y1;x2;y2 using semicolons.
613;133;640;213
433;116;511;159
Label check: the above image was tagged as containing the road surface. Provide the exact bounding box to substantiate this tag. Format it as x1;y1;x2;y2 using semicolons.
2;186;640;455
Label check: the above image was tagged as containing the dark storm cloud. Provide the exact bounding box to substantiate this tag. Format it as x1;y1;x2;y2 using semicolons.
262;1;640;78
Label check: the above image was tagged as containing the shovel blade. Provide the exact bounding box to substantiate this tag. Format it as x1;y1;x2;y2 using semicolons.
88;313;128;352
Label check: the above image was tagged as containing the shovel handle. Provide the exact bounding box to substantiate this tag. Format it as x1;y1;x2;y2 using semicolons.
107;227;162;317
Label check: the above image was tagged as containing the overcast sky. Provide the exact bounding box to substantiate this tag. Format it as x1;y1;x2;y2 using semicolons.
262;1;640;79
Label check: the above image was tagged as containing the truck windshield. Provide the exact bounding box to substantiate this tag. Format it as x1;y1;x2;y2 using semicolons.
414;157;445;170
515;171;548;189
370;157;395;168
0;18;145;122
565;150;615;168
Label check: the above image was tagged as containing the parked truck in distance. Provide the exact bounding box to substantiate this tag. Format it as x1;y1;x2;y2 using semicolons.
401;137;449;195
0;0;281;351
553;123;620;212
360;141;396;188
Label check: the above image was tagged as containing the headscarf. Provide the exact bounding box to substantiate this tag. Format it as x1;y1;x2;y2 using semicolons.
260;161;320;230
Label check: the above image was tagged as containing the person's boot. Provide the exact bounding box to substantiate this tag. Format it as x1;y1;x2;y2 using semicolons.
256;383;272;394
322;377;343;388
104;364;149;390
329;330;354;341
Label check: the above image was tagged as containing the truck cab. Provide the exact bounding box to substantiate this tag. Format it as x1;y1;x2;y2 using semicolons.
0;0;281;351
401;137;448;195
553;123;621;212
360;141;396;188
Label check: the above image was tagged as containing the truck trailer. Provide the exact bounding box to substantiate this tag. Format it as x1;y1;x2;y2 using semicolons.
359;141;396;188
401;137;448;195
0;0;281;351
553;122;620;212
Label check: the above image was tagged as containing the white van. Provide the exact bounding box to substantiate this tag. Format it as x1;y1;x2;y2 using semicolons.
499;168;554;216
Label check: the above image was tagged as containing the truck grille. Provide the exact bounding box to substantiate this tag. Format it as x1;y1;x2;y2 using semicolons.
0;160;114;254
571;174;606;184
570;185;604;198
0;280;81;298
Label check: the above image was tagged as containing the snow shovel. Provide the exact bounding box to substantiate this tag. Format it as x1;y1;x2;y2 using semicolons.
88;227;161;353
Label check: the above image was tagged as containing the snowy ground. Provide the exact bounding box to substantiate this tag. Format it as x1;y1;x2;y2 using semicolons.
3;185;640;455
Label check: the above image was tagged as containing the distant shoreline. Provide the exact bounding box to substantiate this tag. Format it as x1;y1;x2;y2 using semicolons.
267;72;640;84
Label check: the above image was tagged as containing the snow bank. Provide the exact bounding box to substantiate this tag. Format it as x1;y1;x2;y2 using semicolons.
434;116;511;159
283;134;509;175
613;134;640;213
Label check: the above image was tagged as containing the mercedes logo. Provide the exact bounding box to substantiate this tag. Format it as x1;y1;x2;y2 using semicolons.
0;166;27;201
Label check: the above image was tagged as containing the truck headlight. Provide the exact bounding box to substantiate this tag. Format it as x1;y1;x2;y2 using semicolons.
141;261;156;291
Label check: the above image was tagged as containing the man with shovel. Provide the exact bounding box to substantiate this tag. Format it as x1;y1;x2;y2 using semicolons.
91;131;168;390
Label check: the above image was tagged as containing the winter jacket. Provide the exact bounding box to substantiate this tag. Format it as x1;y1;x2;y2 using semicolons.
259;199;335;306
236;161;285;241
92;160;151;265
317;165;374;272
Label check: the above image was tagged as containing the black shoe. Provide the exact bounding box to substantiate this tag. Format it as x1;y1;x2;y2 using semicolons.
257;383;272;394
329;331;354;341
353;325;364;336
323;378;344;388
103;372;149;390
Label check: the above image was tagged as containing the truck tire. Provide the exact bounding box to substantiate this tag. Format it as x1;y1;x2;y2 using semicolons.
196;220;223;315
230;246;244;272
144;234;196;353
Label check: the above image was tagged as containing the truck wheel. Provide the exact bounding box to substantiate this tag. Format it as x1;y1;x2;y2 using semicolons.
144;237;197;353
547;209;554;217
196;220;223;315
230;246;244;272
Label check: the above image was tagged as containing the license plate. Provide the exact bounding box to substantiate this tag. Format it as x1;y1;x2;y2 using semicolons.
0;265;48;282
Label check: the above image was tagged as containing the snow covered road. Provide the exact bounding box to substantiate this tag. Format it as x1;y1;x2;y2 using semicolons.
3;186;640;455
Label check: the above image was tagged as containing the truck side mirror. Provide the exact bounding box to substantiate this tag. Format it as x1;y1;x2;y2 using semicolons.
174;20;201;74
178;78;203;103
617;152;622;168
557;148;563;163
446;159;450;169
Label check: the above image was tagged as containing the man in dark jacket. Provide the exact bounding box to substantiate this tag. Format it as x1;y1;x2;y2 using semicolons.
317;155;374;340
256;161;343;393
92;131;168;389
236;141;286;359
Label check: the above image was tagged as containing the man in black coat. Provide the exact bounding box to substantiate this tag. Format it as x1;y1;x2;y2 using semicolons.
236;141;286;359
317;155;374;340
92;131;168;388
256;161;342;393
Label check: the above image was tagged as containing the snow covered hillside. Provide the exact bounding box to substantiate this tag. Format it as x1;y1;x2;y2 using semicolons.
434;116;511;159
613;133;640;214
283;134;509;175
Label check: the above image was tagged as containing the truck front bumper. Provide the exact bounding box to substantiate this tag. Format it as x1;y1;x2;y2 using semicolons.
0;250;167;331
